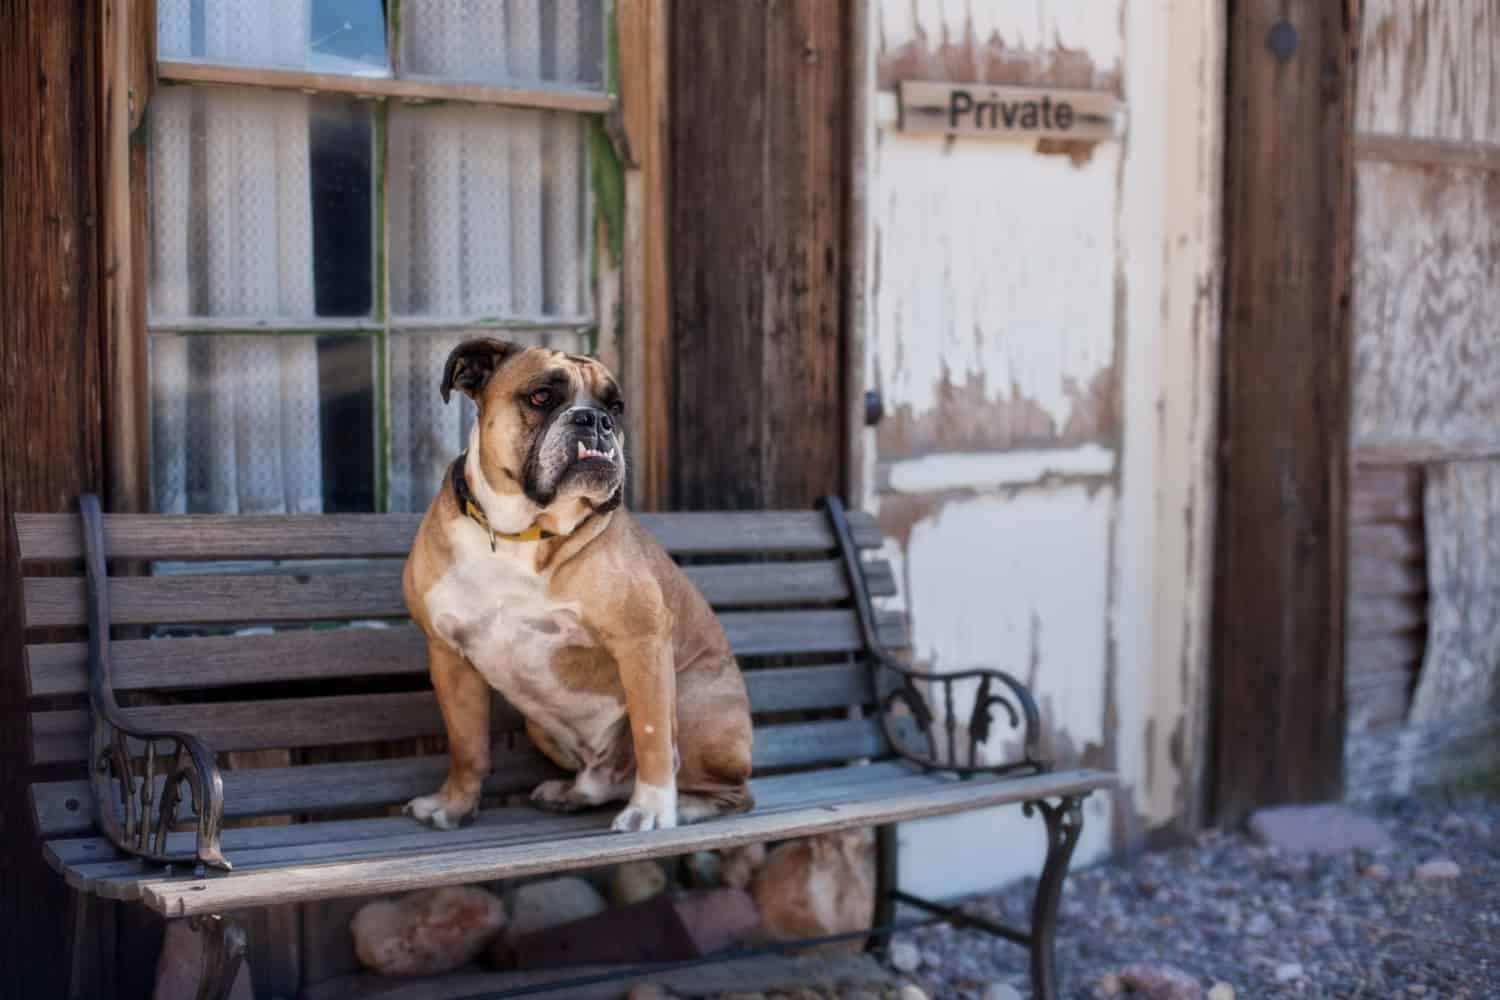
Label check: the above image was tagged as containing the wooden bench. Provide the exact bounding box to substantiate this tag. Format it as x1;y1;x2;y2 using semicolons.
16;495;1113;999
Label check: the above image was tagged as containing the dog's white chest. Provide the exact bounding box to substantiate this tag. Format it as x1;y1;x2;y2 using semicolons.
423;526;595;701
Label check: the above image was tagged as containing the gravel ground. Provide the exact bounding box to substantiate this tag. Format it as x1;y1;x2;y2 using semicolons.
887;790;1499;999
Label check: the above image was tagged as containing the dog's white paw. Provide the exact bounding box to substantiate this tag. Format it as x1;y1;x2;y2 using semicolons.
403;792;476;830
610;782;677;832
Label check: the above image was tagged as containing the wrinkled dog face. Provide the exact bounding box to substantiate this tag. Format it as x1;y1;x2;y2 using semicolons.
441;339;626;510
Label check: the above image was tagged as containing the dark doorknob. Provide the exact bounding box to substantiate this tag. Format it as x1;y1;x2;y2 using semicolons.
864;390;885;427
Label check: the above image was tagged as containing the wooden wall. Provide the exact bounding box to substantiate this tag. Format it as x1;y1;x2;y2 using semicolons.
1344;0;1500;800
0;4;106;998
668;0;849;510
1211;0;1358;825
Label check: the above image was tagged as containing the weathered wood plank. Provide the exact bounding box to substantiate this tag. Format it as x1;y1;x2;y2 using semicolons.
1348;465;1422;523
1351;161;1500;458
26;613;904;697
1411;459;1500;723
135;768;1115;916
1345;634;1425;678
1354;134;1500;172
1213;0;1355;823
33;714;890;835
1349;521;1423;564
1346;553;1425;597
21;558;897;628
1347;595;1426;639
14;510;884;562
1356;0;1500;145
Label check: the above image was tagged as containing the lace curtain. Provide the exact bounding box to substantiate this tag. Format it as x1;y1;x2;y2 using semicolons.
387;0;592;512
150;0;322;514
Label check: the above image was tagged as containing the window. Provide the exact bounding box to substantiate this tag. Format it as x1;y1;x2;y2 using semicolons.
146;0;608;515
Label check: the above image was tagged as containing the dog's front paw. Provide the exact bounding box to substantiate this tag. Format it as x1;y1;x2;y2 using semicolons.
403;792;478;830
610;782;677;832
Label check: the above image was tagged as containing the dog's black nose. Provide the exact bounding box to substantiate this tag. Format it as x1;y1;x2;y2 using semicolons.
572;408;612;433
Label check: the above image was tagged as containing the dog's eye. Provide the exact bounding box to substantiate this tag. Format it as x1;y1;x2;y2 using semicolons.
528;388;553;409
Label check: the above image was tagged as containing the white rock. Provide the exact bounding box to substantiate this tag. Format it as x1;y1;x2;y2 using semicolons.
1096;971;1124;997
888;938;921;973
506;877;607;938
1413;858;1460;881
1273;963;1304;983
1207;983;1235;1000
351;886;505;978
1244;912;1273;936
981;984;1023;1000
899;986;929;1000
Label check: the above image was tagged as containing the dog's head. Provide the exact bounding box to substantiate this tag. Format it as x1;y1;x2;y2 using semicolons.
441;339;625;514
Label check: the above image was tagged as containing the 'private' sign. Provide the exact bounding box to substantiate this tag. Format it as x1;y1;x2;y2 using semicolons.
897;81;1123;141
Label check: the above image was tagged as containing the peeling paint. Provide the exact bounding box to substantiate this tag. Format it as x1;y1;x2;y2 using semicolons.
885;444;1114;494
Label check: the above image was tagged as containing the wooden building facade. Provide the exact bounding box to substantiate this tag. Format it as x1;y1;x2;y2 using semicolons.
1;1;1497;996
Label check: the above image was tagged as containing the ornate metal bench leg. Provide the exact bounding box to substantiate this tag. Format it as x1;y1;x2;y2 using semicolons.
1025;796;1085;1000
191;914;247;1000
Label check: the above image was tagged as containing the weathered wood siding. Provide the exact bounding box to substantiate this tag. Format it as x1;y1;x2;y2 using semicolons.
0;4;107;997
856;1;1223;894
1345;0;1500;799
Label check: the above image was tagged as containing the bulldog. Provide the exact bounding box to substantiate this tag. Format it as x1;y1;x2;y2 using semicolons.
402;339;754;833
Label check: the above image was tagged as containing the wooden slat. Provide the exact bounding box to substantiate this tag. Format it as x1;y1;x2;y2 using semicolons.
1354;134;1500;172
1350;521;1422;563
14;510;883;562
135;768;1116;916
21;558;897;628
48;764;951;898
1347;595;1425;639
30;691;525;766
31;667;879;766
1345;634;1424;678
1348;466;1421;523
26;611;906;697
1346;553;1425;598
33;713;889;836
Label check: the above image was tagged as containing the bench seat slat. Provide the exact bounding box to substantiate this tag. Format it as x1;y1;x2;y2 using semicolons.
133;768;1115;917
30;669;880;766
25;612;906;698
47;763;927;897
32;717;889;834
21;559;897;628
14;511;884;562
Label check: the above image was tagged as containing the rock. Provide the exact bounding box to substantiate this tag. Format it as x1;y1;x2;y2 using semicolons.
1273;963;1304;984
751;831;875;955
1413;858;1460;881
1206;983;1235;1000
1244;912;1273;936
505;877;607;939
981;984;1023;1000
1304;920;1334;947
719;842;768;890
610;860;669;906
1439;812;1468;833
921;948;945;969
888;938;921;973
152;920;255;1000
685;850;723;887
1096;971;1124;997
1118;962;1203;1000
1248;803;1393;854
1363;862;1392;881
351;886;506;978
898;986;929;1000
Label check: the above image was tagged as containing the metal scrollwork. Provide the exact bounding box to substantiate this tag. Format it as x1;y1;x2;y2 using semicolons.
819;496;1046;778
80;495;230;872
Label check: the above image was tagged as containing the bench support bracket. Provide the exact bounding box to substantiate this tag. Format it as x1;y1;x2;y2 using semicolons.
189;914;247;1000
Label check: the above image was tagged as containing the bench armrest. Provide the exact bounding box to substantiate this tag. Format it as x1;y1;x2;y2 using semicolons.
79;495;230;872
871;652;1046;777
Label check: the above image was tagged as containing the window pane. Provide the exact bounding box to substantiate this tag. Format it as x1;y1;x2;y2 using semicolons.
401;0;606;89
148;87;373;321
158;0;390;76
388;105;592;321
150;334;375;514
386;329;587;512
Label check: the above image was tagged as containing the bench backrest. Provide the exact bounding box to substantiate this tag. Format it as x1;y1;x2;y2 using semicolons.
16;507;906;841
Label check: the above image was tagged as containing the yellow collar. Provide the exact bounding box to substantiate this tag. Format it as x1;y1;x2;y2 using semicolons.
451;452;556;550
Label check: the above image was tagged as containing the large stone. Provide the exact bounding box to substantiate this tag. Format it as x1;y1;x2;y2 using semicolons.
981;984;1023;1000
720;842;768;890
1413;858;1461;881
350;885;505;978
887;938;921;973
505;876;608;939
1117;962;1203;1000
752;830;876;956
1247;804;1393;854
152;920;254;1000
610;860;670;906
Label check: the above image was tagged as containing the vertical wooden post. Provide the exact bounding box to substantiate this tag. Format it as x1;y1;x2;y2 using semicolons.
1212;0;1359;824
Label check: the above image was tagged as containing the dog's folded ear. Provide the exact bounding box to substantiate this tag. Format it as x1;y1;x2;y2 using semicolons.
441;339;523;403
